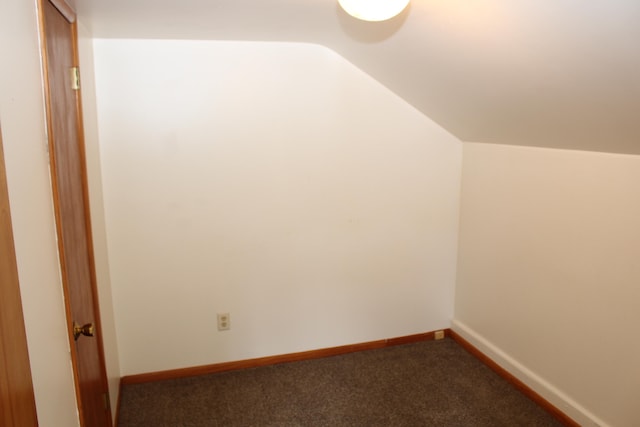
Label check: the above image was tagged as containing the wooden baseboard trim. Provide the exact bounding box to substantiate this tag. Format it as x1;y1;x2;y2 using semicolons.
120;330;446;385
449;330;579;427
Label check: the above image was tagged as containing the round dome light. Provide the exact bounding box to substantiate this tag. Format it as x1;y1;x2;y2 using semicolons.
338;0;410;22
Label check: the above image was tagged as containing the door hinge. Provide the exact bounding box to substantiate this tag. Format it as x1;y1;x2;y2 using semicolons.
70;66;80;90
102;392;110;411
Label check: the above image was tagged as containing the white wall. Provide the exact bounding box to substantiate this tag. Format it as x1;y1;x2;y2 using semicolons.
0;0;80;425
77;23;121;420
93;40;462;375
455;142;640;427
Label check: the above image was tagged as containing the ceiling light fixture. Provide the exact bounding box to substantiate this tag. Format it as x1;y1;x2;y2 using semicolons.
338;0;410;22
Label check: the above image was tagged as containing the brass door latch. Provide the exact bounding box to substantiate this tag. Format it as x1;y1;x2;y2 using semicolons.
73;322;95;341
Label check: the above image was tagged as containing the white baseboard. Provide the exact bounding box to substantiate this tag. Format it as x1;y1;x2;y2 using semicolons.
451;319;608;427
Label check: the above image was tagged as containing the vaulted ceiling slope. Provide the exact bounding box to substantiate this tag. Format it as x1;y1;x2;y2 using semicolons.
76;0;640;155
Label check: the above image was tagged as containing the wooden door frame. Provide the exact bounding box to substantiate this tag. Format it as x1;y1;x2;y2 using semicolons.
37;0;112;425
0;125;39;426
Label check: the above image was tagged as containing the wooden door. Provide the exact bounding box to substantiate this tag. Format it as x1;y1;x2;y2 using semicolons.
40;1;112;426
0;126;39;427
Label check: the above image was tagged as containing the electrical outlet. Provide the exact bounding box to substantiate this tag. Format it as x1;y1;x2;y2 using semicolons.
217;313;230;331
434;330;445;340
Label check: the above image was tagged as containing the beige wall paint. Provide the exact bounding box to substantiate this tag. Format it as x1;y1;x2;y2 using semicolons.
5;0;640;426
77;22;121;420
92;40;463;375
455;142;640;427
0;0;80;425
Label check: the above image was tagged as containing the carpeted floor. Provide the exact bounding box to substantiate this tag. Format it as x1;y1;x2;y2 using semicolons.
118;338;564;426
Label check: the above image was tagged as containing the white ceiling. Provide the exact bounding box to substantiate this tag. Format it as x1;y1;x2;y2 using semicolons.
75;0;640;155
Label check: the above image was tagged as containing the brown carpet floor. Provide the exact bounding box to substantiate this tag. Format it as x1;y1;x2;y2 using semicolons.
118;337;564;426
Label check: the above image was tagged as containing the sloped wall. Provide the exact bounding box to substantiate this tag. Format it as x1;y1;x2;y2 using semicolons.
455;142;640;427
93;40;462;375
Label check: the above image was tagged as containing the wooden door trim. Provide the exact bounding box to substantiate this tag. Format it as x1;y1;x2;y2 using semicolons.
38;1;112;425
0;125;39;426
69;11;113;421
49;0;76;23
